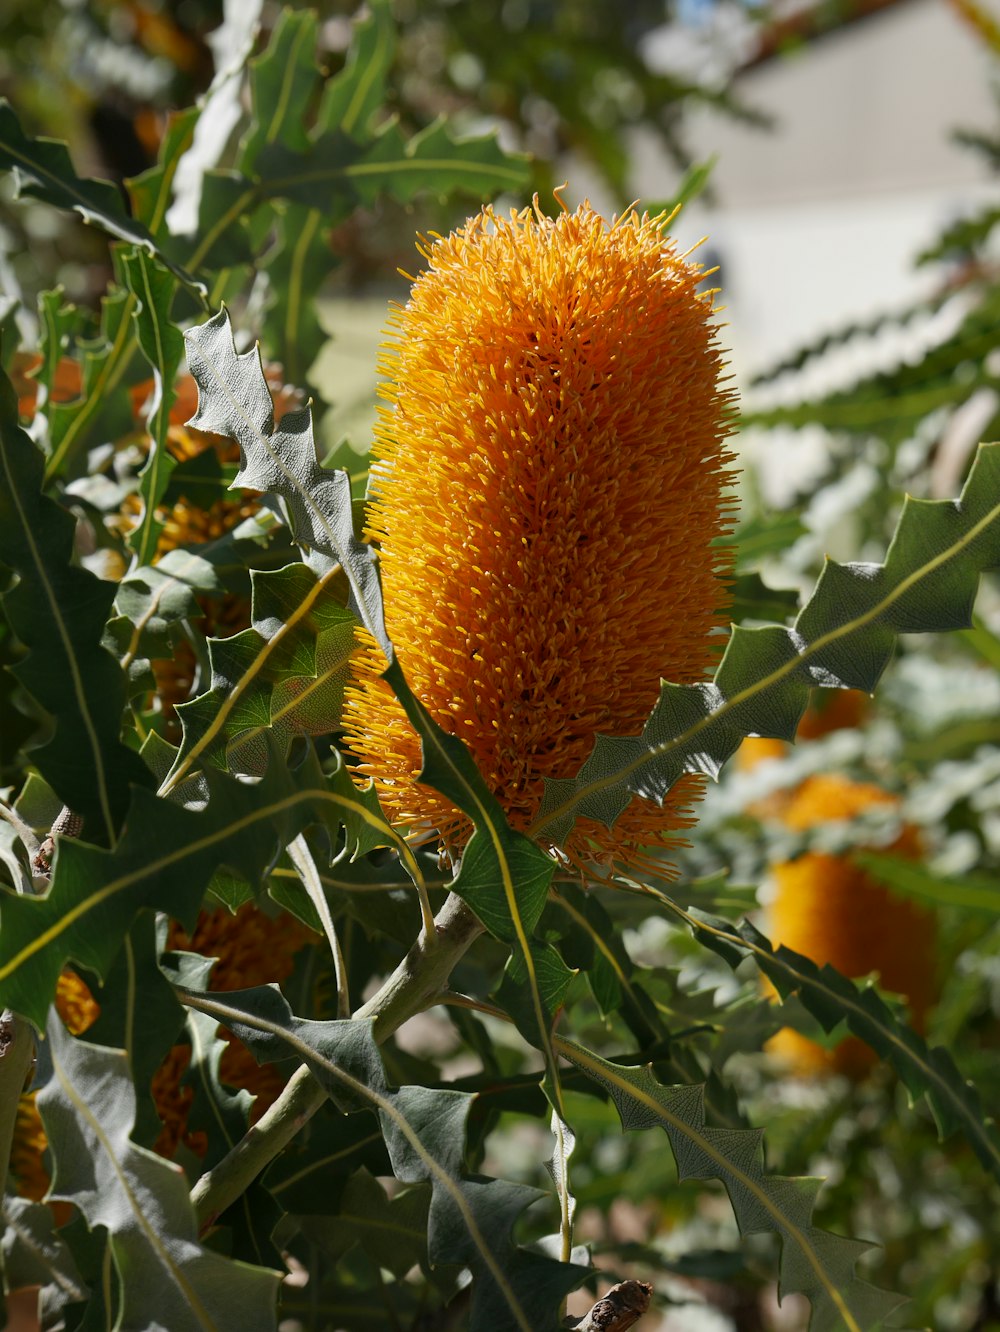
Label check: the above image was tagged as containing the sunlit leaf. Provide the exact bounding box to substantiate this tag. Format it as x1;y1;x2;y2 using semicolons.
40;282;136;481
239;10;319;174
384;656;573;1117
183;309;388;654
166;560;356;787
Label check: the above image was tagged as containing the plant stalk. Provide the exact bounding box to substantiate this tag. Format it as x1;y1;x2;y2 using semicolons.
189;891;482;1229
0;1011;35;1192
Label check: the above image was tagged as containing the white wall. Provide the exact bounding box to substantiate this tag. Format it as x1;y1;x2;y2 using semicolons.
574;0;1000;381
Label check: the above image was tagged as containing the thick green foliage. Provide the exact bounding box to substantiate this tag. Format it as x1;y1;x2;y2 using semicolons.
1;4;998;1330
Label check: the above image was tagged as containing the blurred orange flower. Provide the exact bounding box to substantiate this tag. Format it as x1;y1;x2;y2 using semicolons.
766;774;936;1077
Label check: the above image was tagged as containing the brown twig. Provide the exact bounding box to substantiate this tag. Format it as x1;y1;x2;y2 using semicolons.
565;1281;653;1332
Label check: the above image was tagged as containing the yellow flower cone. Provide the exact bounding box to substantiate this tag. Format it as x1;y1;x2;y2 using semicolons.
343;198;735;870
766;774;936;1077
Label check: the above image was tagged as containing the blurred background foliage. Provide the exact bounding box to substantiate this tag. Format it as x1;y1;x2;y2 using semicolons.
3;1;1000;1330
0;0;768;311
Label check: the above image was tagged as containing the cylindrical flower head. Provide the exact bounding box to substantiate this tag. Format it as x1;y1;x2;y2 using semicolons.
766;774;936;1077
343;199;735;869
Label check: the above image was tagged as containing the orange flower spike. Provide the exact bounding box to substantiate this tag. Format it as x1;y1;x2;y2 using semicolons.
343;199;735;868
767;774;936;1077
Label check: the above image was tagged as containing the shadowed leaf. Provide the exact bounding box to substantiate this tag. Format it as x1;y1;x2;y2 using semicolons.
0;747;397;1029
176;985;588;1332
0;100;201;295
121;249;184;565
37;1013;280;1331
0;364;152;842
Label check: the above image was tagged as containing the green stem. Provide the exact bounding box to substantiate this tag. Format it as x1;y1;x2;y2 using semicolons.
0;1011;35;1191
187;892;482;1229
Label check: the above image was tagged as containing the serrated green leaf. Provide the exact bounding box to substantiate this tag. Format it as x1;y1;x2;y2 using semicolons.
121;249;185;565
748;288;946;390
188;116;528;277
41;283;136;481
112;548;221;669
666;901;1000;1183
183;309;388;656
182;1004;254;1166
0;364;153;842
34;289;86;413
296;1170;430;1278
126;107;200;236
383;656;571;1117
265;117;531;209
554;1033;904;1332
186;171;261;272
0;100;201;296
163;560;356;789
264;1107;389;1213
316;0;395;139
533;443;1000;848
0;747;400;1030
37;1013;280;1331
548;886;659;1041
255;2;394;384
239;10;320;174
81;916;186;1149
176;986;588;1332
261;202;348;389
745;286;1000;442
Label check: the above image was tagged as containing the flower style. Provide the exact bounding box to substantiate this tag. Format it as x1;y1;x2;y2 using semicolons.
342;199;735;869
766;773;936;1076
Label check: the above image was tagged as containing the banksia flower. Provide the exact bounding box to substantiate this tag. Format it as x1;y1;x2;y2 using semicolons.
766;774;936;1077
152;902;317;1158
343;199;734;869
